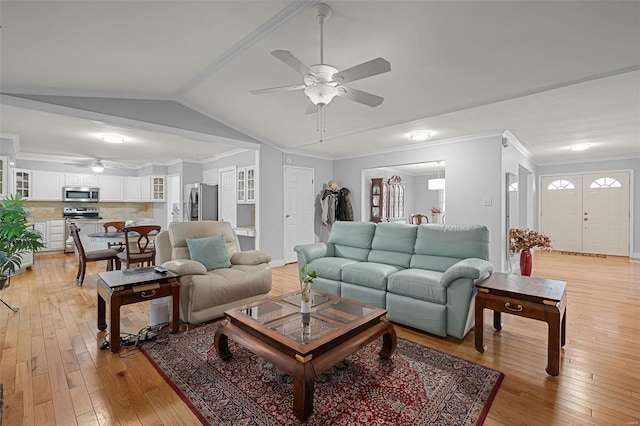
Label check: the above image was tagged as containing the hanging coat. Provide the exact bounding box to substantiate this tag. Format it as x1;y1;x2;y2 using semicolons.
336;188;354;221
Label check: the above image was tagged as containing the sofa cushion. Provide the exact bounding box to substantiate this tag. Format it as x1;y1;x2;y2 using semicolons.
414;224;490;260
188;264;271;311
328;221;375;261
368;223;416;268
230;250;272;265
387;269;447;304
307;257;360;281
168;221;239;261
342;262;404;290
186;234;231;271
410;254;461;272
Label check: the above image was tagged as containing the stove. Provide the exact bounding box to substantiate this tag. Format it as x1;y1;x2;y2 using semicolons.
64;207;102;252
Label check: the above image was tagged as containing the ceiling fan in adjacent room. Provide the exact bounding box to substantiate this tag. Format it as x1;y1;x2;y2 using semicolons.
250;3;391;141
64;158;123;173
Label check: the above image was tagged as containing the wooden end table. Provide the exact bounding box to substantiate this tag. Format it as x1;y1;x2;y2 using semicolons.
475;272;567;376
97;267;180;353
214;291;397;421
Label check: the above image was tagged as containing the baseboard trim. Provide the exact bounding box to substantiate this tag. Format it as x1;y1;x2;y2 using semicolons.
270;258;285;268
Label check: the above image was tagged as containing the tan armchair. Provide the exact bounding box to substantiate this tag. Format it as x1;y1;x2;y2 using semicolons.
155;221;272;324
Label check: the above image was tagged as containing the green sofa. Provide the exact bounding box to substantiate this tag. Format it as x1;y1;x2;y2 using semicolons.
294;221;493;339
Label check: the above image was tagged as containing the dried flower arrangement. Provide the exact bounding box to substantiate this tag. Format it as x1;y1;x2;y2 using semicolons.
509;228;552;252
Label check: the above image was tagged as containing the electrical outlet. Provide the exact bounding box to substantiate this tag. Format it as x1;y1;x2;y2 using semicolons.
483;198;492;206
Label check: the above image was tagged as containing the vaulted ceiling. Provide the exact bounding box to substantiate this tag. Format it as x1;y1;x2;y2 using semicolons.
1;1;639;168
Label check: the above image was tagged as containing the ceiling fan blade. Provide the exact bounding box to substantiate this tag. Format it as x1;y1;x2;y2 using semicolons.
331;57;391;84
271;50;316;77
337;86;384;107
249;84;306;95
304;100;317;115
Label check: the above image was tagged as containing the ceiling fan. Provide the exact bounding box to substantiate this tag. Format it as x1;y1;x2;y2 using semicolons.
250;3;391;140
64;158;122;173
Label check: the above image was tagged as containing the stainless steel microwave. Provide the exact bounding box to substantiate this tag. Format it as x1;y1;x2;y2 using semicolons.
62;186;100;203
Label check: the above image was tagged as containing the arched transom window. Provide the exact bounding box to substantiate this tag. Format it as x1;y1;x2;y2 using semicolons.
547;179;575;190
589;177;622;189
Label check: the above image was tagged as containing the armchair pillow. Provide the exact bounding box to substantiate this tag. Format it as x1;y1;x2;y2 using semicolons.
186;234;231;271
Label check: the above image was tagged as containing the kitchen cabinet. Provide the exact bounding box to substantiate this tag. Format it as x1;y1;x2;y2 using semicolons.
34;222;48;250
47;220;65;251
65;173;98;186
203;169;216;185
33;170;65;200
150;175;165;201
19;224;35;270
0;156;8;199
237;166;256;204
13;169;32;199
98;175;124;202
125;177;143;201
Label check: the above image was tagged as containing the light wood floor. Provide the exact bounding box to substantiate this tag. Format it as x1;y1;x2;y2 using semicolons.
1;251;639;425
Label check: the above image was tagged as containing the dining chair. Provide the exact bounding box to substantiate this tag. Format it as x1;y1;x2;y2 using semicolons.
103;221;127;251
117;225;162;269
409;213;429;225
68;223;121;285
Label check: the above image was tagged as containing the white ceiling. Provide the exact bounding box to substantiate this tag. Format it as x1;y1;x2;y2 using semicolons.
1;1;639;167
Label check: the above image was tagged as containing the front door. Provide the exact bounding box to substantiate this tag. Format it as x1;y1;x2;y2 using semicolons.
541;172;630;256
283;166;315;264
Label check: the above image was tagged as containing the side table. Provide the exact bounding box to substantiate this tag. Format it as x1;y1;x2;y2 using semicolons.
475;272;567;376
97;267;180;353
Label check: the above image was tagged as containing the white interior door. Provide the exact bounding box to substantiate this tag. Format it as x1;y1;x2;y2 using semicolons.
541;172;630;256
219;167;237;227
283;166;315;264
582;172;630;256
167;174;181;225
541;176;583;252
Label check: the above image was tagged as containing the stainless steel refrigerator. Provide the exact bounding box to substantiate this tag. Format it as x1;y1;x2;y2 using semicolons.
184;183;218;221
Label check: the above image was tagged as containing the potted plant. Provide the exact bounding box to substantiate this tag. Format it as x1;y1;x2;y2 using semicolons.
509;228;552;276
300;265;317;313
0;194;46;290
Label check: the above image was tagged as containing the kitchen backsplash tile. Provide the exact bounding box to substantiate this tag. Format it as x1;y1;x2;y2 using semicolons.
26;201;153;221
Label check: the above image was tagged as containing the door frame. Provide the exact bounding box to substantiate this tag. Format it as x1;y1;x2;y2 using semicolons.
538;168;634;257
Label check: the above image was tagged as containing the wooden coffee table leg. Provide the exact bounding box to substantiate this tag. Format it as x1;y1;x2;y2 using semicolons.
214;321;232;361
292;357;316;421
379;318;397;359
170;279;180;333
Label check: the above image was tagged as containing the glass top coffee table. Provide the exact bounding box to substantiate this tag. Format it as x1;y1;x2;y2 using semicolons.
214;290;397;421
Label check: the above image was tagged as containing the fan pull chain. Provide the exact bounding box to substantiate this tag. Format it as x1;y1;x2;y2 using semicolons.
317;105;327;143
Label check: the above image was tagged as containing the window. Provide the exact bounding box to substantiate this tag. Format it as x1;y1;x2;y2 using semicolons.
547;179;575;190
589;177;622;189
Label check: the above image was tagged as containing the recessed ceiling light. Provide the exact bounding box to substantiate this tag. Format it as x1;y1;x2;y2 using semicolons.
101;134;124;144
410;131;431;141
570;143;591;151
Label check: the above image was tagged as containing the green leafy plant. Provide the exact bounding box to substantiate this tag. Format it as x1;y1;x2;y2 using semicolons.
300;265;317;303
0;194;46;289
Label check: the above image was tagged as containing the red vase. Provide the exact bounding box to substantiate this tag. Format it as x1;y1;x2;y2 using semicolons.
520;248;532;276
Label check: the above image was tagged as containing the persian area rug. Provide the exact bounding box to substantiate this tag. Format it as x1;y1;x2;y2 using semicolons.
140;322;504;425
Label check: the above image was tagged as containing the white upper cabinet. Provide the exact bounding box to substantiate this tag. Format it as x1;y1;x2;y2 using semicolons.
151;175;165;202
33;170;65;201
13;169;32;199
125;176;143;201
65;173;99;187
98;175;124;202
237;166;256;204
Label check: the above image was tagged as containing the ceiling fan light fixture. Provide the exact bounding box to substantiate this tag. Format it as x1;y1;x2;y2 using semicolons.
92;161;105;173
101;134;124;144
304;84;339;106
410;131;431;141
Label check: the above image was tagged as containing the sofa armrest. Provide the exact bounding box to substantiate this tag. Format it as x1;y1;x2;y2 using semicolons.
440;258;493;288
162;259;207;276
230;250;272;265
294;243;334;267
